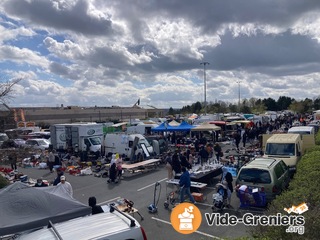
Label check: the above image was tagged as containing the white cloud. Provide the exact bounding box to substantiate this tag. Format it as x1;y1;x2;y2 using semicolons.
1;0;320;109
0;45;49;68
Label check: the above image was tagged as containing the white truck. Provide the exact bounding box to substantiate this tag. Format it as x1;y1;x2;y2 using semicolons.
104;133;154;160
50;123;103;156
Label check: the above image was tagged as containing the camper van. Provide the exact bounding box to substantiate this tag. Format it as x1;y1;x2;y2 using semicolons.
104;133;154;160
263;134;303;172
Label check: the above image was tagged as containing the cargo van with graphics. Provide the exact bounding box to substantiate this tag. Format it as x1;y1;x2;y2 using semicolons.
50;123;103;155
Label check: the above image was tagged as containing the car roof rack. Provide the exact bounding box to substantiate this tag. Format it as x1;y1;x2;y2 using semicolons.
109;203;136;227
47;220;63;240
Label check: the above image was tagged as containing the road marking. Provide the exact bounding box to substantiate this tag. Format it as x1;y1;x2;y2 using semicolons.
137;178;168;191
99;196;121;205
196;202;213;207
151;217;222;239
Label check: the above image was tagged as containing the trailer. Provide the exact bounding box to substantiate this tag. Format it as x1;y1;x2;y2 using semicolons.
50;123;103;159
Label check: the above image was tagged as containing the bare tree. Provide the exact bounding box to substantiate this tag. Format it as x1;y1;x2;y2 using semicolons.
0;78;22;103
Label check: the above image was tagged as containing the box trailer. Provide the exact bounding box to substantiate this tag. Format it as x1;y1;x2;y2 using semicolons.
50;123;103;155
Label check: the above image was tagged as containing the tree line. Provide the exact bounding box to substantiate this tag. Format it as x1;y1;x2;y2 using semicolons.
168;96;320;115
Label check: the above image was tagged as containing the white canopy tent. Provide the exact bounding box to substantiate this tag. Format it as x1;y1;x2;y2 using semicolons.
191;122;221;132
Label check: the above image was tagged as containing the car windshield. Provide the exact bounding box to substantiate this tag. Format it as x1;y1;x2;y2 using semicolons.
238;168;271;184
89;137;101;145
289;131;311;135
265;143;295;156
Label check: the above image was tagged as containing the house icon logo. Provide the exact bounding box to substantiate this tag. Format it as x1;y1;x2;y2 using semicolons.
170;203;202;234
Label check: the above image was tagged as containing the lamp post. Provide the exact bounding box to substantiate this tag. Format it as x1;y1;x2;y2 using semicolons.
200;62;210;115
236;80;241;112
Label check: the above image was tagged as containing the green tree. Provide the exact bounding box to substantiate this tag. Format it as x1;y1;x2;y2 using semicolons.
313;97;320;110
168;107;175;115
277;96;294;111
193;101;202;114
263;97;278;111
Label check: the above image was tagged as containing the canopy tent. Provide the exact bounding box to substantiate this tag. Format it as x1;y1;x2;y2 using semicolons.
173;121;195;131
191;122;221;131
0;182;91;236
168;120;180;126
151;121;194;132
151;122;175;132
188;113;198;120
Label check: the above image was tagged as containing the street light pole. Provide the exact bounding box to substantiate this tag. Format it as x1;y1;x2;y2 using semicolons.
237;80;241;112
200;62;210;115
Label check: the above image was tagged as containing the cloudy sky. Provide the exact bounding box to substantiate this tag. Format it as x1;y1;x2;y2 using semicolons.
1;0;320;109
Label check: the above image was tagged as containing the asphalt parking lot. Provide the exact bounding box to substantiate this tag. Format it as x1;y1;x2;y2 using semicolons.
13;157;264;240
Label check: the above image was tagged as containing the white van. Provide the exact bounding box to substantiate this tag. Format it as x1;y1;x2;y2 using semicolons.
104;133;154;159
263;134;303;172
17;206;147;240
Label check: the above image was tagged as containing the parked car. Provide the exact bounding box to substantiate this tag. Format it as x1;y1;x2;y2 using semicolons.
25;138;50;150
0;133;9;147
235;158;290;203
1;138;26;148
27;131;51;139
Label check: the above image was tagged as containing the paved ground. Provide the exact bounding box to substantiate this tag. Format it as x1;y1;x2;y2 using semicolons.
2;168;263;238
1;141;266;239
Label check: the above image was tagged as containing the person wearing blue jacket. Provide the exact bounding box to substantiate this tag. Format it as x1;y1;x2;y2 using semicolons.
179;167;196;204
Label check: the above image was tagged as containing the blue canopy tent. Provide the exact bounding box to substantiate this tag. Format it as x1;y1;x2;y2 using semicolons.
151;121;194;132
151;122;175;132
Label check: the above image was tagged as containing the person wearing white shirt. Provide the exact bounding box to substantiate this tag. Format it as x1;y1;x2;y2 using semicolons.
57;175;73;197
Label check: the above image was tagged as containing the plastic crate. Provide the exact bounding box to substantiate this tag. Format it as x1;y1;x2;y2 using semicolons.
191;192;204;202
238;189;266;208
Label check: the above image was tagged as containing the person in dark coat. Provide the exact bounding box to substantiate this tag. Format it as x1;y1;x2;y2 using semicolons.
225;171;234;193
234;132;241;151
213;143;222;162
34;178;48;187
179;167;195;204
180;152;192;169
53;168;64;186
171;152;181;175
242;129;248;148
199;146;209;165
88;196;104;215
107;162;118;183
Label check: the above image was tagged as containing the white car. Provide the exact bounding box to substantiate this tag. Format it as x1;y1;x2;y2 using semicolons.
25;138;50;150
